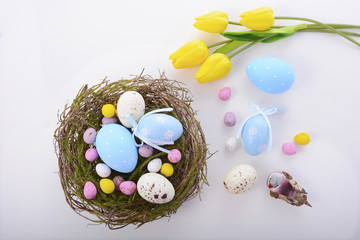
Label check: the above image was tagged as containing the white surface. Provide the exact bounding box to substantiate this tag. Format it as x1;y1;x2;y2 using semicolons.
1;0;360;239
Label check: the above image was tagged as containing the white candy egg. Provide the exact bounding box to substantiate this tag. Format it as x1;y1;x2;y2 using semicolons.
117;91;145;128
137;173;175;204
147;158;162;173
225;137;238;152
95;163;111;178
224;164;257;194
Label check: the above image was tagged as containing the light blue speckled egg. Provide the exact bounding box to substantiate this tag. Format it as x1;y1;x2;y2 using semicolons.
241;114;269;156
96;124;138;173
246;57;294;94
137;114;183;144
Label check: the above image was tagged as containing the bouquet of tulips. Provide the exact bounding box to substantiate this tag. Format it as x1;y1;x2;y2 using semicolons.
169;7;360;84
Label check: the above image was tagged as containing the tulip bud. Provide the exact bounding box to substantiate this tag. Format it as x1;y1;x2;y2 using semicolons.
169;40;209;69
240;7;274;31
194;10;228;33
195;53;232;84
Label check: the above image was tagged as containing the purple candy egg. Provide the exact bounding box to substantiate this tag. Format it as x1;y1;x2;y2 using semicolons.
113;176;125;191
282;142;297;155
168;149;182;163
138;144;153;158
102;117;119;125
218;87;231;101
85;148;99;162
224;112;236;127
120;181;137;195
83;128;97;144
83;181;97;199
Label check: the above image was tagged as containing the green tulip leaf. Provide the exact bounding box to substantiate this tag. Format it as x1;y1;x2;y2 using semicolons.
221;23;308;43
214;40;248;54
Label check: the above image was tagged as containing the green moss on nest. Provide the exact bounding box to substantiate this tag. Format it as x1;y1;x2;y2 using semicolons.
54;73;210;229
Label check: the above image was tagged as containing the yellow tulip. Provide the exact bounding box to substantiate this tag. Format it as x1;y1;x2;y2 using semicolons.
240;7;274;31
169;40;209;69
194;10;228;33
195;53;232;84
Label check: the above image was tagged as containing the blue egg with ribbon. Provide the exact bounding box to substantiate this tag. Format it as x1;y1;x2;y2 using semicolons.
241;114;269;156
246;57;295;94
96;124;138;173
236;103;286;156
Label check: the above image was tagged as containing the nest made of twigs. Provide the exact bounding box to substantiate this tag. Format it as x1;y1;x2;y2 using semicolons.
54;73;209;229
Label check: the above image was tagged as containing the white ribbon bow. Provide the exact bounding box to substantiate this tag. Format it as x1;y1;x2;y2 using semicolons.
236;102;286;153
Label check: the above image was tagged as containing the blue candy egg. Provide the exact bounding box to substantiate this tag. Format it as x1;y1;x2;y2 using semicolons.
96;124;138;173
137;114;183;144
241;114;269;156
246;57;294;94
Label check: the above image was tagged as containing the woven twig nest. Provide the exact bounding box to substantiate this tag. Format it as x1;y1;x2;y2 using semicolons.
54;73;209;229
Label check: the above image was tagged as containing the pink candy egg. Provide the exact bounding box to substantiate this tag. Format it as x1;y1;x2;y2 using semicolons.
218;87;231;101
102;117;118;125
83;181;97;199
139;144;153;158
85;148;99;162
224;112;236;127
113;176;125;191
282;142;297;155
83;128;97;144
119;181;137;195
168;149;182;163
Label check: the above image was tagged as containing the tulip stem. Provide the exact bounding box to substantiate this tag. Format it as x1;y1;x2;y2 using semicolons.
207;40;233;48
271;23;360;29
227;38;263;59
228;21;242;26
275;16;360;47
298;29;360;37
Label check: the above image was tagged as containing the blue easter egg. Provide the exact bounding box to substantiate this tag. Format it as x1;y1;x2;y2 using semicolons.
246;57;294;94
137;114;183;144
96;124;138;173
241;114;269;156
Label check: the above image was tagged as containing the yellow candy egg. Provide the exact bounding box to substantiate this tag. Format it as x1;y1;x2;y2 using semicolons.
100;179;115;194
102;104;116;118
294;132;310;145
160;163;174;177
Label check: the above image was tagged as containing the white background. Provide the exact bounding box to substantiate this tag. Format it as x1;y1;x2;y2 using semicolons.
1;0;360;239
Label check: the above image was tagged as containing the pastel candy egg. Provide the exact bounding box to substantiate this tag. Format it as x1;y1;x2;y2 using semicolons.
160;163;174;177
113;176;125;191
282;142;297;155
225;137;238;152
218;87;231;101
117;91;145;128
119;181;137;195
96;124;138;173
83;128;97;144
100;179;115;194
246;57;295;94
102;117;118;125
137;173;175;204
83;181;97;199
102;104;116;117
137;114;183;144
85;148;99;162
168;149;181;163
224;164;258;194
241;114;269;156
147;158;162;173
95;163;111;178
138;145;153;158
224;112;236;127
294;132;310;145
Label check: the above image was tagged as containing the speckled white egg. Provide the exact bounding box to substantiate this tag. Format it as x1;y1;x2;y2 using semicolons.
147;158;162;173
137;173;175;204
117;91;145;128
225;137;238;152
95;163;111;178
224;164;258;194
